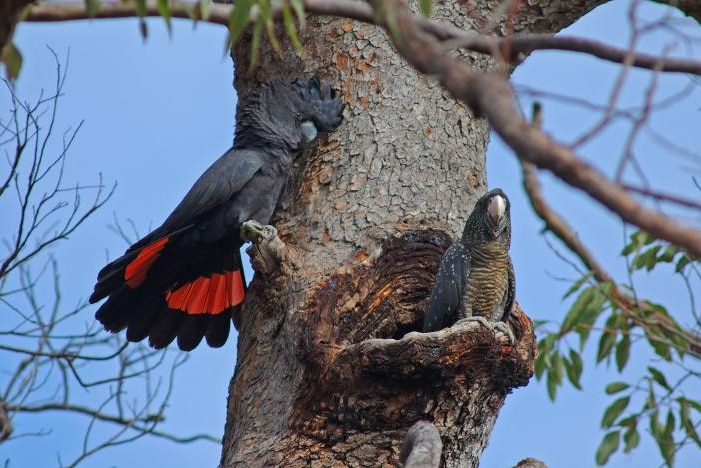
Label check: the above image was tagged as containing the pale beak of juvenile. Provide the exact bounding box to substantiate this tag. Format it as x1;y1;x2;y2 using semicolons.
488;194;506;225
301;121;318;143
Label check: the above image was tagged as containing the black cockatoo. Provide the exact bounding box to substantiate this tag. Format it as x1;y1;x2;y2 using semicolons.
422;188;515;342
90;77;344;351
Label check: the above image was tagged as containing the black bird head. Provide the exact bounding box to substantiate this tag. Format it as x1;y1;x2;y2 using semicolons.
234;77;344;152
461;188;511;248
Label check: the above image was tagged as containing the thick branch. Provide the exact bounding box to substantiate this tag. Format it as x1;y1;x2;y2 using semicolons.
23;1;701;76
23;1;231;25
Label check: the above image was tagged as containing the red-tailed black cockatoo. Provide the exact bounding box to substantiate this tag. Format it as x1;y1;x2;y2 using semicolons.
422;188;515;342
90;77;344;351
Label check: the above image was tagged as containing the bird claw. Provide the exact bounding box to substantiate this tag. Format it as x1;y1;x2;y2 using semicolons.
455;315;491;330
240;220;277;245
241;220;286;275
493;321;515;344
456;317;515;344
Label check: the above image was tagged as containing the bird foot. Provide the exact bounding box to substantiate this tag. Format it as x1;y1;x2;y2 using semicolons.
456;316;514;344
241;220;287;275
455;315;491;330
493;321;515;345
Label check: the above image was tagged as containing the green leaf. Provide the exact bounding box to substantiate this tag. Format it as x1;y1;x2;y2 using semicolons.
664;410;675;436
645;382;657;410
577;324;592;351
290;0;306;30
622;230;654;256
1;42;22;81
679;398;701;447
85;0;100;17
534;350;549;381
658;245;679;263
532;319;549;329
199;0;210;21
686;399;701;413
546;352;563;401
136;0;147;17
637;231;655;246
676;254;691;272
596;431;620;465
565;349;583;389
650;410;662;439
646;245;662;270
615;335;630;372
623;425;640;453
597;331;617;363
535;332;556;380
249;13;264;70
648;335;673;361
157;0;172;34
561;286;594;332
602;396;630;428
621;243;635;256
648;366;670;390
382;0;401;46
563;272;593;299
419;0;432;16
281;3;305;57
260;0;281;54
227;0;252;47
605;382;629;394
659;411;676;466
633;248;654;271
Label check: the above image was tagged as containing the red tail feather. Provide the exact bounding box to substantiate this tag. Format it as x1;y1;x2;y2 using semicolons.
165;269;244;315
124;237;169;288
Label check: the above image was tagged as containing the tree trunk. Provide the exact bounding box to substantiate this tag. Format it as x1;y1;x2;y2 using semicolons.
222;1;606;466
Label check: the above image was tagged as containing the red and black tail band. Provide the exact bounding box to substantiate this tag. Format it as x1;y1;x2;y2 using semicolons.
92;233;246;350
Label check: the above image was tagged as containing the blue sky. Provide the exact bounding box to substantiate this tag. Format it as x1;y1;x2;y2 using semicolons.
2;1;700;467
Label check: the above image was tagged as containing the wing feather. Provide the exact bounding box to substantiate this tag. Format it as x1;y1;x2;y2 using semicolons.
423;241;470;332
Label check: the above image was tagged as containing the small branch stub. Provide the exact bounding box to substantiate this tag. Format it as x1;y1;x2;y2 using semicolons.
397;420;442;468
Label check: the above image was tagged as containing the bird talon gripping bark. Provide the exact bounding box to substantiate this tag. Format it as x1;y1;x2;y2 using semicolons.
240;220;276;244
493;321;515;344
241;220;287;275
455;315;491;330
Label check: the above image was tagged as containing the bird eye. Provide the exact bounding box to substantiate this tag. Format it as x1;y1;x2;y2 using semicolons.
295;112;303;119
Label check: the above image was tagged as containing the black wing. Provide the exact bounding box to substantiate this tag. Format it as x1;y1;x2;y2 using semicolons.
422;241;471;332
501;257;516;322
90;147;262;303
157;147;264;235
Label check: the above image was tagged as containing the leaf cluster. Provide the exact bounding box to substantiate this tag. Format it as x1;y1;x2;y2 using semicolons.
535;230;700;466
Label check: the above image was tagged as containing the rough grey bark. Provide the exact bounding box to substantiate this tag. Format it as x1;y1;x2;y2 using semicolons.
222;1;607;466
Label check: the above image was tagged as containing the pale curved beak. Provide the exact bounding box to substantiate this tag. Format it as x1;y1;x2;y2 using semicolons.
488;194;506;224
301;121;318;142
